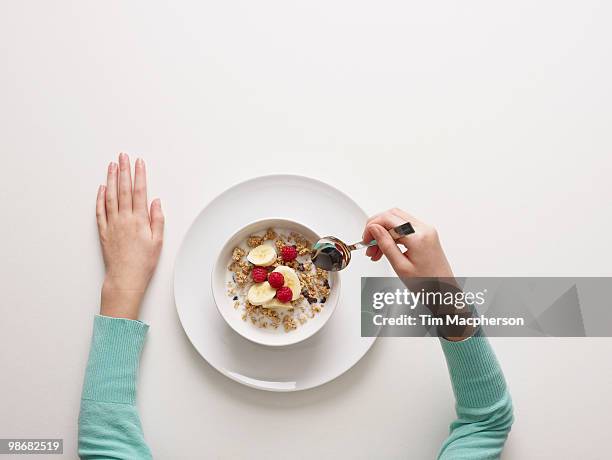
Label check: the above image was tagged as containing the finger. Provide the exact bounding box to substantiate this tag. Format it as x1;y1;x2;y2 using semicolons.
365;208;419;231
96;185;107;232
368;223;413;272
388;208;422;246
362;223;376;245
363;210;406;241
366;210;422;248
366;245;384;261
133;158;148;216
118;152;133;213
365;208;412;226
362;210;386;241
363;212;402;261
369;210;411;229
363;212;406;243
150;198;164;242
106;162;118;218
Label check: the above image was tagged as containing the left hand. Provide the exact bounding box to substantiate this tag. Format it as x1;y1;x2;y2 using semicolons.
96;153;164;320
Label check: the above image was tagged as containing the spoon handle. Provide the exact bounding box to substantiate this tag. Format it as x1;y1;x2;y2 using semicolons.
348;240;377;251
347;222;415;251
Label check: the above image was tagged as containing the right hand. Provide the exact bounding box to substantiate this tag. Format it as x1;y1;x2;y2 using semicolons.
364;209;475;340
362;208;454;279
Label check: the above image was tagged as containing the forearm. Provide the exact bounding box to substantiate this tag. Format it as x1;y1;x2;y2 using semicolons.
78;315;152;460
437;332;514;460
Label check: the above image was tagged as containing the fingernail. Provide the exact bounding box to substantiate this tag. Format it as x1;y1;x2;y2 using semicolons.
136;158;144;167
108;162;116;172
156;199;162;209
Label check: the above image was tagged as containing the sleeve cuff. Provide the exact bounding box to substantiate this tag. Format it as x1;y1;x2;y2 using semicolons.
440;334;507;408
81;315;149;405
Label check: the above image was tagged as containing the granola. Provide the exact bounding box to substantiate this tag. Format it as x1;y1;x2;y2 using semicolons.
227;227;331;332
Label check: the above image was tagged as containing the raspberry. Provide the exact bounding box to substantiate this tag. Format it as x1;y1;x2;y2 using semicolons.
276;286;293;303
251;267;268;283
281;245;298;261
268;272;285;289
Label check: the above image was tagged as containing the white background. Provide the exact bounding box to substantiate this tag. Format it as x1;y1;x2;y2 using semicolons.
1;1;611;458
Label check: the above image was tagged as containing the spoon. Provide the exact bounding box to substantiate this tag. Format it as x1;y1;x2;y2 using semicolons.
311;222;415;271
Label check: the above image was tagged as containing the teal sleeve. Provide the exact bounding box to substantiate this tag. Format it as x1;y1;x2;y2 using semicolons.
437;334;514;460
78;315;152;460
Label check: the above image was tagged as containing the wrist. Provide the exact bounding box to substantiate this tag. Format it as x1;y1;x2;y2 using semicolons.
434;303;477;341
405;277;476;340
100;278;145;320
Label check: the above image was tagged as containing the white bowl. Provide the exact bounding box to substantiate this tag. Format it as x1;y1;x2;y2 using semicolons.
212;218;341;347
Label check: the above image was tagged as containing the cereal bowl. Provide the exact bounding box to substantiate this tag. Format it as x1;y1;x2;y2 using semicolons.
212;218;340;347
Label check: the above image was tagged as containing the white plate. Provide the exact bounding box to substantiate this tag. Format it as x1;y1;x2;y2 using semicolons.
174;175;391;391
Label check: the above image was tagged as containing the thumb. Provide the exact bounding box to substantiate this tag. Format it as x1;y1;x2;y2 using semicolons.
150;198;165;243
368;224;412;274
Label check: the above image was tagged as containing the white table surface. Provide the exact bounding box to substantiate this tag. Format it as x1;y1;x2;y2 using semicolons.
1;2;611;458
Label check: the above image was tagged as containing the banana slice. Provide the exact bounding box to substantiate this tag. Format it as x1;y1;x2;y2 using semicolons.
247;281;276;305
272;266;301;301
262;298;293;310
247;244;277;266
